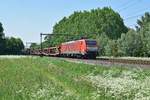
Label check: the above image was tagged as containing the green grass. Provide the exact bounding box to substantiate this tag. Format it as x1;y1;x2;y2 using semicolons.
0;56;150;100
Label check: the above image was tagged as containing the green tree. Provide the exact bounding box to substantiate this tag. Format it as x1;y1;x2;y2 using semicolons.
30;43;40;49
5;37;24;54
0;22;5;54
139;23;150;56
105;40;118;57
136;12;150;57
136;12;150;31
0;22;4;37
0;22;24;55
117;33;126;56
45;7;127;47
96;33;109;56
117;30;143;57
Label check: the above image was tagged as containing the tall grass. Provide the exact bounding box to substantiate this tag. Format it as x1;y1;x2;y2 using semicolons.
0;57;76;100
0;56;150;100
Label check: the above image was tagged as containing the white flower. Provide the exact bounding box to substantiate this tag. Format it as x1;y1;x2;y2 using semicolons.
85;72;150;99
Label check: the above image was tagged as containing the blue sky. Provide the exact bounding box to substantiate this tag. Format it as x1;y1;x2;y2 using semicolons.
0;0;150;45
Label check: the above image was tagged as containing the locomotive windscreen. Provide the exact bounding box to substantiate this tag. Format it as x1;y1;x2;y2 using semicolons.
86;40;97;46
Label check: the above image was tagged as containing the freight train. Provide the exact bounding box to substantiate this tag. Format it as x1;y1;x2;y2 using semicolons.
29;39;98;59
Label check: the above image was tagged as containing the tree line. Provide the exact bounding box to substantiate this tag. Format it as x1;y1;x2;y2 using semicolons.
0;23;24;55
98;12;150;57
43;7;128;47
31;7;150;57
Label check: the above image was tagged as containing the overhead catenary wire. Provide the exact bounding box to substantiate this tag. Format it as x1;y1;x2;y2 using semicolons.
125;7;150;17
117;0;138;12
123;8;149;21
124;13;145;20
112;1;148;28
115;0;135;10
115;0;145;21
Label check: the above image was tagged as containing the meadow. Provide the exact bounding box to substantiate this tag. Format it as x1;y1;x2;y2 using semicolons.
0;56;150;100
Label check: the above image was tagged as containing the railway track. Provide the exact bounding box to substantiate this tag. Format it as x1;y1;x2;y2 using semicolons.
98;57;150;65
62;57;150;68
31;54;150;68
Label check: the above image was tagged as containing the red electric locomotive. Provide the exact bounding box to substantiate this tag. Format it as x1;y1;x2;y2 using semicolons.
59;39;98;59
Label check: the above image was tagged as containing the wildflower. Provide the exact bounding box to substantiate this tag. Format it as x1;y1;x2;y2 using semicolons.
85;72;150;99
